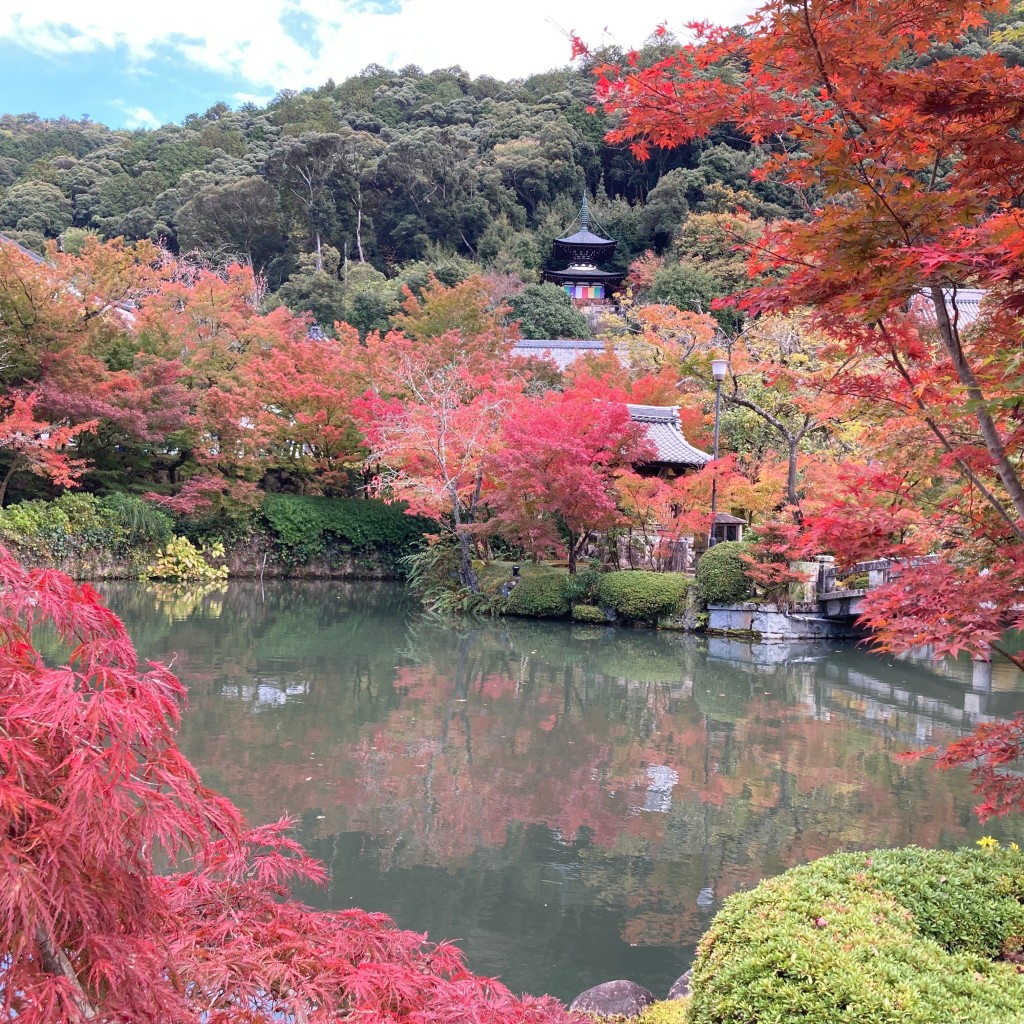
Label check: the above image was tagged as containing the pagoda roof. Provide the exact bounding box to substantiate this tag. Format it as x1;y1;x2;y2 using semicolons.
543;265;624;282
627;404;711;469
553;227;617;248
549;193;619;266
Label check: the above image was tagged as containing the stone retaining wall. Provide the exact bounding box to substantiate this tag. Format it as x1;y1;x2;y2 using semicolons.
707;602;865;641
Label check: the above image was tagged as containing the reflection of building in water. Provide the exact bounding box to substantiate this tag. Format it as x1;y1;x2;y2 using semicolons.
221;677;311;708
641;765;680;814
705;638;1020;744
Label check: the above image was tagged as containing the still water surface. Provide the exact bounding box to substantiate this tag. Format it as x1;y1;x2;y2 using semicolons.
99;580;1022;1003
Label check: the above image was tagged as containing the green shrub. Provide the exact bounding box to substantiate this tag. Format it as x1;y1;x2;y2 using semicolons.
837;571;869;591
261;495;435;568
564;565;604;605
0;494;125;558
144;532;228;581
98;493;173;549
504;573;570;618
688;846;1024;1024
695;542;751;605
144;537;228;582
596;570;691;623
571;603;608;624
638;1000;689;1024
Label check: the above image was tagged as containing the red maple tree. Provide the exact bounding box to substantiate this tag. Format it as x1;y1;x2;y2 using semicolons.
489;389;653;573
579;0;1024;812
0;391;96;504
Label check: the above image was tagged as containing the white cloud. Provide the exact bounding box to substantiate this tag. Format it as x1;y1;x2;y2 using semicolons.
111;101;161;128
0;0;755;94
232;91;275;108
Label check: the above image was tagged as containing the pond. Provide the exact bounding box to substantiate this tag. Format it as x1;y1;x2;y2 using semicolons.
99;579;1022;1004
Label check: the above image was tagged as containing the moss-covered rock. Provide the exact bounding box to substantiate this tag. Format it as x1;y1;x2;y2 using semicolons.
687;846;1024;1024
695;542;751;605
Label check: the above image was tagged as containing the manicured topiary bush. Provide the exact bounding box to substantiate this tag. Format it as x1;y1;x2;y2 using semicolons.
597;570;691;623
695;542;751;605
504;573;571;618
687;846;1024;1024
572;603;607;624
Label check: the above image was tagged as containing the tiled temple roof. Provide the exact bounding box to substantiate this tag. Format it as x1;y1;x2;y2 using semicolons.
912;288;986;330
626;404;712;469
512;338;625;371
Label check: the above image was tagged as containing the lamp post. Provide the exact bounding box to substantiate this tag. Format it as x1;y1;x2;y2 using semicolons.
708;357;729;548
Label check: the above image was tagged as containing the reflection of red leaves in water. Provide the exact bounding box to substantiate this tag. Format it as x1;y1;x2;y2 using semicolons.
180;655;977;954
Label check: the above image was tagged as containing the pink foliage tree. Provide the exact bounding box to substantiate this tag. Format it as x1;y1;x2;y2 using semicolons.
0;545;573;1023
489;391;653;573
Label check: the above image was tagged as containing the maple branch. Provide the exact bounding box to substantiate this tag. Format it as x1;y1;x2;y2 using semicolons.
35;924;99;1021
880;324;1024;542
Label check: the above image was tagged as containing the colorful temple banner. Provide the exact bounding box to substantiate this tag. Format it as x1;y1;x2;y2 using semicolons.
564;284;605;300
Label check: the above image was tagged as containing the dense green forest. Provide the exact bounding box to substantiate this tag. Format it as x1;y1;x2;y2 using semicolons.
0;45;807;335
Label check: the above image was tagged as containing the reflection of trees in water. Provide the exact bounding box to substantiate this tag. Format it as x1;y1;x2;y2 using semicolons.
102;582;1016;958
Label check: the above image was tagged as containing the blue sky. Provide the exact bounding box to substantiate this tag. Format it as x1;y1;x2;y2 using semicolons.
0;0;754;128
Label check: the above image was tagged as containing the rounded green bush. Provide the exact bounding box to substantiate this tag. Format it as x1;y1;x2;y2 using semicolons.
695;541;751;605
596;570;691;623
571;603;607;623
688;846;1024;1024
504;574;570;618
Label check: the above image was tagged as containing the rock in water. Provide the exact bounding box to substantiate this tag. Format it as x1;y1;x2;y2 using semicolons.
666;969;692;1000
569;980;655;1017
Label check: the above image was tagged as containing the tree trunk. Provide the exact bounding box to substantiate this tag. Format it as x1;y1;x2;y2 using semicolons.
355;199;365;264
930;287;1024;523
457;530;478;592
0;461;18;507
787;440;800;508
567;531;578;575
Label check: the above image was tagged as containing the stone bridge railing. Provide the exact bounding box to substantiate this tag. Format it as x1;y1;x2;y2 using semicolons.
807;554;939;607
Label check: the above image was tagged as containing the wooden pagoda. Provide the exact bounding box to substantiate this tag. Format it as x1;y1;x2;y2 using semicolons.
542;195;624;304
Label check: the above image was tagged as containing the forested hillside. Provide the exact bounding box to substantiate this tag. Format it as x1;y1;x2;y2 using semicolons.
0;44;805;333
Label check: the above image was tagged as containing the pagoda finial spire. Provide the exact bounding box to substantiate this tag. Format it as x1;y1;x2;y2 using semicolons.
581;192;589;230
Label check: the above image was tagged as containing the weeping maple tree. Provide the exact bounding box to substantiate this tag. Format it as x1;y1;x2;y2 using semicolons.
579;0;1024;813
0;547;574;1023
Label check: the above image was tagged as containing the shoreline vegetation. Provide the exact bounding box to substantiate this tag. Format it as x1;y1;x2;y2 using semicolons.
0;490;731;630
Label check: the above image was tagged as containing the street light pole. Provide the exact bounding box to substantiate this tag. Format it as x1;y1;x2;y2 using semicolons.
709;358;729;548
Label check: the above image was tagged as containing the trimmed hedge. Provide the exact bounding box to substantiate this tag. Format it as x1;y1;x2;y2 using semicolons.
597;570;691;623
260;494;434;568
504;573;571;618
688;846;1024;1024
695;541;751;605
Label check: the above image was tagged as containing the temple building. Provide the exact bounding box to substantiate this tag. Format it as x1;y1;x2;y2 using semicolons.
542;194;624;305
